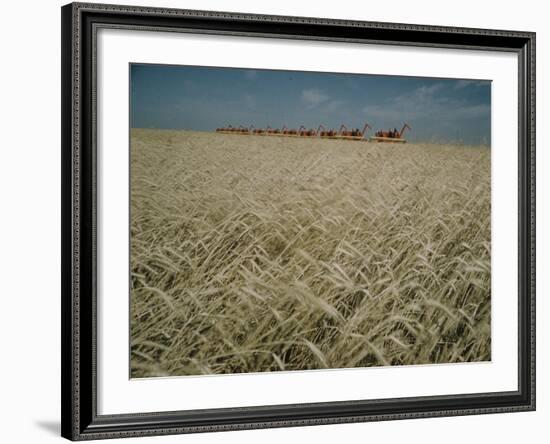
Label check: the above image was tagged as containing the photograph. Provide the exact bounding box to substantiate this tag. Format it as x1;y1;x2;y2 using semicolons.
59;2;536;439
129;64;492;378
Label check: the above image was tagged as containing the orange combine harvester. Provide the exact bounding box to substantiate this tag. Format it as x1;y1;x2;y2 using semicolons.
215;121;411;143
335;123;372;140
369;123;411;143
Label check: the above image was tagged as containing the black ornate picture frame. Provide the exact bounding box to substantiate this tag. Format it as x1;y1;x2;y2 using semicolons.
61;2;535;440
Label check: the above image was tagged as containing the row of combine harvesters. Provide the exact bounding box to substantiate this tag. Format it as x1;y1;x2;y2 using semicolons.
215;122;411;142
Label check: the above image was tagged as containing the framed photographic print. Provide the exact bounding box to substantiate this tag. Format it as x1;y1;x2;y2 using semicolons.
61;2;536;440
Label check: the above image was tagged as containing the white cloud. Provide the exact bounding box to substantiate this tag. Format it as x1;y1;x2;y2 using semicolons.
417;83;445;94
454;79;490;89
301;88;330;108
452;103;491;118
324;100;346;112
402;83;445;104
362;82;489;123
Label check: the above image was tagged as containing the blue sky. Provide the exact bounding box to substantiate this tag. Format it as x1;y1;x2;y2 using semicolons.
131;64;491;144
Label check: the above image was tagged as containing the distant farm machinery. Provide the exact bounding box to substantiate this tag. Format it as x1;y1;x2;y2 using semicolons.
215;122;411;142
370;123;411;143
336;123;372;140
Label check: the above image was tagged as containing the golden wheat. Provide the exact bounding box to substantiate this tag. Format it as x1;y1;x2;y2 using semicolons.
130;128;491;377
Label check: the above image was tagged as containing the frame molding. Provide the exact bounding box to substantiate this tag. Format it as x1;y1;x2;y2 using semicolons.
61;2;535;440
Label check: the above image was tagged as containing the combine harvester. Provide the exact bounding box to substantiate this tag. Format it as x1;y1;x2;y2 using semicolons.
318;125;340;139
298;126;319;137
215;121;407;143
280;125;299;137
215;124;236;134
215;125;250;135
370;123;411;143
249;125;266;135
334;123;372;140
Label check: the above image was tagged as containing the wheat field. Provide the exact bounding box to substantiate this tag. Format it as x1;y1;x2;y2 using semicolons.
130;128;491;378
